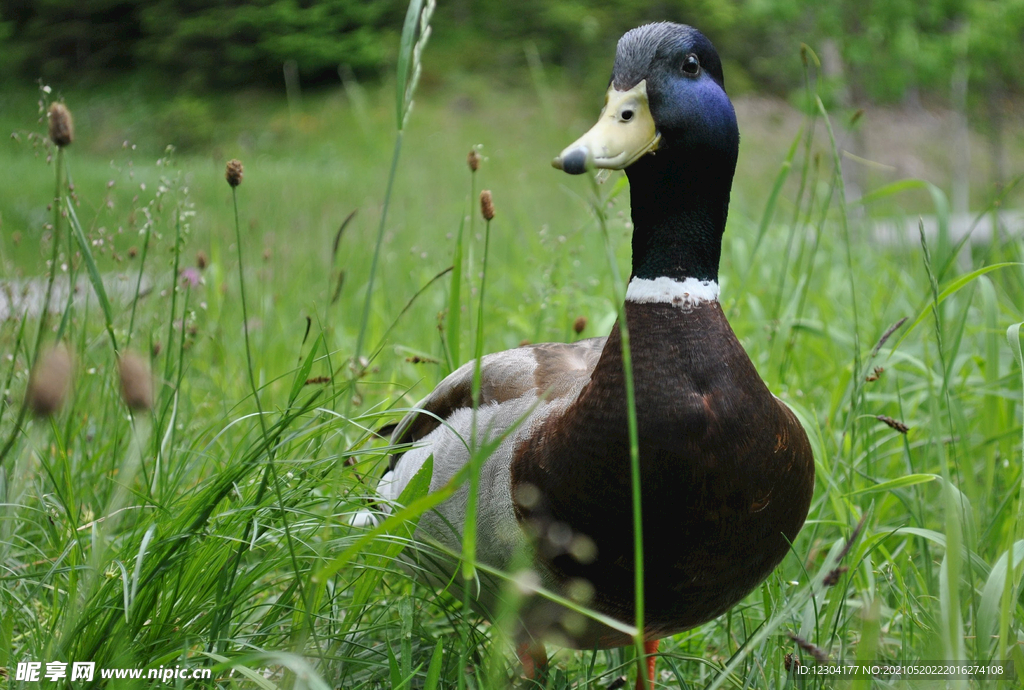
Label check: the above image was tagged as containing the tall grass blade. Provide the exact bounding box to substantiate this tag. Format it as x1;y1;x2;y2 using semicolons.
395;0;426;127
587;173;646;674
424;639;444;690
845;474;938;496
1008;322;1024;543
446;215;466;372
463;211;492;581
355;0;434;371
288;334;322;407
978;540;1024;657
66;201;117;354
745;126;801;273
892;262;1024;353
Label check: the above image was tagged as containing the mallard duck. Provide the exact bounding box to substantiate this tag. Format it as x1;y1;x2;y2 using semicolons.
366;22;814;690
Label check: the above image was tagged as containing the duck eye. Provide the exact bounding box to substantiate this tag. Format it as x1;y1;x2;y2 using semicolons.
682;54;700;76
621;109;634;121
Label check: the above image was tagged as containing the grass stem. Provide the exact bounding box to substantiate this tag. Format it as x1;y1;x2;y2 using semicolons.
589;173;645;679
0;147;64;469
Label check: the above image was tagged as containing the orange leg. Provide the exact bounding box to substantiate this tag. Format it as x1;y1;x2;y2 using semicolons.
636;639;660;690
516;640;548;681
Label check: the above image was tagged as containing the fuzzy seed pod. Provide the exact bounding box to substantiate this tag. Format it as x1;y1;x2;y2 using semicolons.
225;159;244;188
573;316;587;334
118;352;153;412
479;189;495;221
467;149;481;172
48;102;74;148
26;345;73;417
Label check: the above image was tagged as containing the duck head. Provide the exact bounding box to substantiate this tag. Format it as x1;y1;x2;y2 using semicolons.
554;23;739;284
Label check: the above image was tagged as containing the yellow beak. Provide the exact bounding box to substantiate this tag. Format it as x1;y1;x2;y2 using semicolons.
552;80;661;175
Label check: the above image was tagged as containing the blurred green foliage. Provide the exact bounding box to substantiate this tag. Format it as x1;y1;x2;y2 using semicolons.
0;0;400;87
1;0;1023;105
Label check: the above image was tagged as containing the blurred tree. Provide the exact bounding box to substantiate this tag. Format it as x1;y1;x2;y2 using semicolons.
0;0;1021;113
0;0;401;86
967;0;1024;191
430;0;743;89
137;0;399;87
0;0;143;78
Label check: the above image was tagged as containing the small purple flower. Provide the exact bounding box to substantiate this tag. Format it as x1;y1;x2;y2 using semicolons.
180;267;201;288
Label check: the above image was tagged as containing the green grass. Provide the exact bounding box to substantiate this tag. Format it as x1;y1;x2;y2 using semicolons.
2;18;1024;690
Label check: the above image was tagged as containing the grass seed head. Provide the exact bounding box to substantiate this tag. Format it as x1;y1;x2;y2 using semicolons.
196;250;208;270
871;316;908;356
467;149;481;172
480;189;495;221
47;102;74;148
876;415;909;434
786;632;829;663
573;316;587;334
225;159;244;187
27;345;73;417
118;352;153;412
822;565;849;586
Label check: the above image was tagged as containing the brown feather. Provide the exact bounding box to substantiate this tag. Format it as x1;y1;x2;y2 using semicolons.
511;300;814;645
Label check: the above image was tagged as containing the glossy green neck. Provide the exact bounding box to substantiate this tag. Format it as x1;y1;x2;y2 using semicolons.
625;150;733;284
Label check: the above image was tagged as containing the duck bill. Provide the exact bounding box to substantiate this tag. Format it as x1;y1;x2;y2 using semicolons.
552;79;661;175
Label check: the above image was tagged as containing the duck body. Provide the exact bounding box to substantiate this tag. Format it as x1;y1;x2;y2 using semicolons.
513;298;813;646
371;21;814;655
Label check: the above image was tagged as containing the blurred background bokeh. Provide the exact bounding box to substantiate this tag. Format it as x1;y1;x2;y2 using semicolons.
2;0;1023;214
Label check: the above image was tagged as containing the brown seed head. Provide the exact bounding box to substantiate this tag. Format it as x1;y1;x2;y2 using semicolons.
479;190;495;221
876;415;909;434
786;632;829;664
26;345;73;417
871;316;908;356
822;565;849;587
225;159;244;188
118;352;153;412
467;149;481;172
48;102;74;148
196;250;208;270
573;316;587;334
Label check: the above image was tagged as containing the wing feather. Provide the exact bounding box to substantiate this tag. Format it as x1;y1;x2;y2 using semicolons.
390;337;605;465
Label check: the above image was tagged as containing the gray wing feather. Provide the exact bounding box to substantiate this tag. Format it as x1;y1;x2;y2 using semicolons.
373;338;605;574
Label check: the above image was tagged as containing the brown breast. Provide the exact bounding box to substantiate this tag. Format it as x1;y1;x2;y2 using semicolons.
511;300;815;643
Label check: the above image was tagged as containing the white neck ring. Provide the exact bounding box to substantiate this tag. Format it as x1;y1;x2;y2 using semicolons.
625;276;719;308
